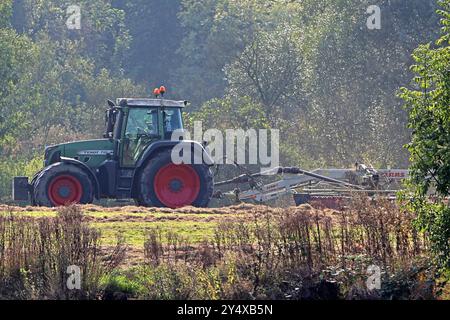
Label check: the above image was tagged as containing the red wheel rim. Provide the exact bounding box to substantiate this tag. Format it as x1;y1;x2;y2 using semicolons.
153;164;200;208
48;175;83;206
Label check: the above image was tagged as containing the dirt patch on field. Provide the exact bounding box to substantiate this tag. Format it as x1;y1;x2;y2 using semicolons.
117;246;146;268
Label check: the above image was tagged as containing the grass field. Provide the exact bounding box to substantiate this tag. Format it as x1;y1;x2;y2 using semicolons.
0;204;260;248
1;202;447;300
0;203;272;268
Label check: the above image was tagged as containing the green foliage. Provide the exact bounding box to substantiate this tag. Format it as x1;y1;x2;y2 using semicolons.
301;0;438;167
12;0;131;73
225;26;304;122
113;0;183;90
0;27;38;155
178;0;440;168
0;0;447;200
101;272;145;299
0;155;42;202
0;1;143;199
399;0;450;268
0;0;12;28
188;95;270;130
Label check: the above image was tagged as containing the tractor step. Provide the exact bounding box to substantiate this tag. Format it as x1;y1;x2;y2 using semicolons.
118;169;133;190
116;187;132;199
116;169;134;199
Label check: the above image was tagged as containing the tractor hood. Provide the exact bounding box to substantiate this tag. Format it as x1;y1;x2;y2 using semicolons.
44;139;115;167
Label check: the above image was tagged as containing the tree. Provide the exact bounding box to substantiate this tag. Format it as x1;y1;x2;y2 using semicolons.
225;27;304;123
0;0;144;200
113;0;184;91
12;0;131;74
399;0;450;268
0;0;12;28
0;1;38;155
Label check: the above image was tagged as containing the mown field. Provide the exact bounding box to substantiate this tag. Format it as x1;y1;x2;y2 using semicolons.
0;203;273;266
0;201;447;300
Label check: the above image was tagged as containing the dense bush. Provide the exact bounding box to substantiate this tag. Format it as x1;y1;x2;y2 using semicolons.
399;0;450;269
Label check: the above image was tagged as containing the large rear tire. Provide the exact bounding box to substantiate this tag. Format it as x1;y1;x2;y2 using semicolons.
136;149;214;208
33;163;94;207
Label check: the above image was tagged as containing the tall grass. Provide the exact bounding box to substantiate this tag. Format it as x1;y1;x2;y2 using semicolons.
138;197;432;299
0;206;124;299
0;200;435;300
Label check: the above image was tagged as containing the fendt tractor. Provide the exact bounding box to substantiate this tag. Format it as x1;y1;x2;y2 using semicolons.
12;87;410;209
12;87;214;208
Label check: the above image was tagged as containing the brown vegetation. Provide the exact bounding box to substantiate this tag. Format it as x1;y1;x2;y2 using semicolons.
138;197;434;300
0;200;440;300
0;206;125;299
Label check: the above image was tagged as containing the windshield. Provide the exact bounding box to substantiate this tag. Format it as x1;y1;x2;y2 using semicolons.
126;108;159;137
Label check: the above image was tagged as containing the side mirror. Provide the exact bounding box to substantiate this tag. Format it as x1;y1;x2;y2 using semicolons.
107;100;115;107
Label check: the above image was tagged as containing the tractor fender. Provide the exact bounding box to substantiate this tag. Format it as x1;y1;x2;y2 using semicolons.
59;157;101;199
135;140;214;168
132;140;214;197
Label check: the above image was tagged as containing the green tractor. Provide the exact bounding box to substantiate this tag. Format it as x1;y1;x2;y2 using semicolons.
12;92;214;208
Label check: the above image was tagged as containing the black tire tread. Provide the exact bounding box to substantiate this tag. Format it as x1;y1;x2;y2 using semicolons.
33;162;94;207
136;149;214;208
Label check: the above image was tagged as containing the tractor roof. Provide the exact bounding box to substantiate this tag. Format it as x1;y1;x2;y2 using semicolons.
117;98;187;108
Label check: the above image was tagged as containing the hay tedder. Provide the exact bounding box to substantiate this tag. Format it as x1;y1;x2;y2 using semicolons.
214;164;409;208
12;88;409;209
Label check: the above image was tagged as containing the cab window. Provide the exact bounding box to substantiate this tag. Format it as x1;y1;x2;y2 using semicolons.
122;108;159;166
126;108;158;136
163;108;183;138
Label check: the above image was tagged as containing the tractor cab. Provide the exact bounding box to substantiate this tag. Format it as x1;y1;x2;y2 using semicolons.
105;98;188;167
105;98;187;137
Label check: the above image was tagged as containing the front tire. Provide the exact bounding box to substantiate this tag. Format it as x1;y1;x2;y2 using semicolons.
136;149;214;208
33;163;94;207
